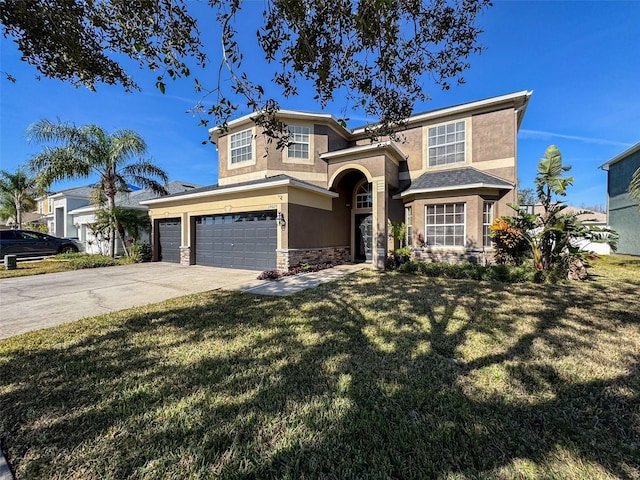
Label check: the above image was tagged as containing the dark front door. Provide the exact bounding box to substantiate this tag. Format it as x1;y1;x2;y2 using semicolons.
157;218;181;263
355;214;373;262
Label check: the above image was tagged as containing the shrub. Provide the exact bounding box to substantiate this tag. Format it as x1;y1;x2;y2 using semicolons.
397;260;561;284
257;262;334;280
489;218;529;265
131;241;152;263
68;254;119;269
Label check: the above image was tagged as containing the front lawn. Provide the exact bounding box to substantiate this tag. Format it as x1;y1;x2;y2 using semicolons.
0;254;128;279
1;255;639;479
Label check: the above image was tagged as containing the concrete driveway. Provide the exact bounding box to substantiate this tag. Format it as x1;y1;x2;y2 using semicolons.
0;263;264;340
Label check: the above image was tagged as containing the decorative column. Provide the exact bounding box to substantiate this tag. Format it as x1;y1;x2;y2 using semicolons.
372;178;388;270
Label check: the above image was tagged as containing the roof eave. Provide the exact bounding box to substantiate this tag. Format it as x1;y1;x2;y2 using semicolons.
393;182;514;199
352;90;533;135
141;177;338;206
320;141;407;162
598;141;640;170
208;109;351;141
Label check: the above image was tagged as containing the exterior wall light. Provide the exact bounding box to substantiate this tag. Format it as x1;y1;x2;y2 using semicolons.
277;212;286;229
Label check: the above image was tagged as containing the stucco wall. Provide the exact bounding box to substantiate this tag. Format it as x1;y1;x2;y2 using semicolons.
471;108;515;162
403;190;509;250
288;200;350;249
608;151;640;255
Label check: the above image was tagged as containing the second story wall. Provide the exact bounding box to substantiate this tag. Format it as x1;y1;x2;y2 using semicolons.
217;119;352;188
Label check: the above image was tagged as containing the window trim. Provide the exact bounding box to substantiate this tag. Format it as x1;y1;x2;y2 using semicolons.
426;119;467;168
227;127;256;169
283;124;314;164
355;181;373;210
405;206;412;247
424;202;466;247
483;201;494;248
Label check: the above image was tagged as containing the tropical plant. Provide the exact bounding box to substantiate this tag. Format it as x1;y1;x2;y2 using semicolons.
0;168;38;229
28;120;168;257
489;218;529;266
93;207;151;257
629;166;640;210
492;145;617;278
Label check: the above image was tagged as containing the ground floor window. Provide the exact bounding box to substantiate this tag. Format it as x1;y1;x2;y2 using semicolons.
405;206;412;246
483;202;494;247
425;203;466;247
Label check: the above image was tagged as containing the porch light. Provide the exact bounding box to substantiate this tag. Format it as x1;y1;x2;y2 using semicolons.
277;212;286;229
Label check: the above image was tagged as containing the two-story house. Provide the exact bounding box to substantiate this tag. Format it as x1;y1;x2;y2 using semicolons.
142;91;532;271
599;141;640;255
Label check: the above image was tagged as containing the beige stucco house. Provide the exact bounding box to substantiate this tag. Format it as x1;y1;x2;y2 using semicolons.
142;91;532;271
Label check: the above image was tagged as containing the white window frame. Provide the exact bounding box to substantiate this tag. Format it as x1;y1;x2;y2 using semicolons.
229;128;254;166
405;206;412;246
48;198;54;212
424;203;466;247
355;182;373;209
287;125;310;160
427;120;466;167
483;202;494;247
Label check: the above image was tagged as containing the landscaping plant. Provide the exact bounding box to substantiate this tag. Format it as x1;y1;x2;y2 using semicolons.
492;145;617;279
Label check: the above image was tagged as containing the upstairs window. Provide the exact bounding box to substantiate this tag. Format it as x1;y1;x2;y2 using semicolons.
428;120;465;167
230;129;253;164
287;126;311;159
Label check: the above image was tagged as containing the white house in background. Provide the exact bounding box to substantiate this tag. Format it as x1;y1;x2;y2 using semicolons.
37;181;200;254
527;203;610;255
37;185;96;238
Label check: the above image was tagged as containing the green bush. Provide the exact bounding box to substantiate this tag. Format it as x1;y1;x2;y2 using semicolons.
67;255;119;269
397;260;562;284
131;242;152;263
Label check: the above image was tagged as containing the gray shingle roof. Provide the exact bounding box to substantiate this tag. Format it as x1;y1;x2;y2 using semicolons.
399;167;513;196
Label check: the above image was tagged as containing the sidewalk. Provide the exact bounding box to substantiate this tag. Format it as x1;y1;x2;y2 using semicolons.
243;263;368;296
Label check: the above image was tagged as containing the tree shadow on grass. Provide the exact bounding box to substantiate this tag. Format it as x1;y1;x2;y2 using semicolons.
0;272;639;479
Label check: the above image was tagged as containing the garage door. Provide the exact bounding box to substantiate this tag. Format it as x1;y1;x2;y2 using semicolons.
195;211;277;270
157;218;181;263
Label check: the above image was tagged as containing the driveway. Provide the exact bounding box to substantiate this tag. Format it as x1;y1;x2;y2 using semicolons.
0;263;264;340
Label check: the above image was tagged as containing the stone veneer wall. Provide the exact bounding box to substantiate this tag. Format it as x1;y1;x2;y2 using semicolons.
276;247;350;272
412;248;495;266
179;246;191;266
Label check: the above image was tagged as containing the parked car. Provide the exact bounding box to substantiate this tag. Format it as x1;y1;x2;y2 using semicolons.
0;229;82;259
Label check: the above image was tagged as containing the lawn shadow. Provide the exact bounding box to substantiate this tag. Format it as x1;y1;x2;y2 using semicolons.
1;270;639;478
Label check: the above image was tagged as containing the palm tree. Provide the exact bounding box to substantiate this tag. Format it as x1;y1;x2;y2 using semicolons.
0;168;38;229
28;120;168;257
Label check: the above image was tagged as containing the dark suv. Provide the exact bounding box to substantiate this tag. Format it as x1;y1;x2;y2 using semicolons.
0;229;81;259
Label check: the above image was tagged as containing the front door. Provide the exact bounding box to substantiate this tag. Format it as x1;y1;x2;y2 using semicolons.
355;214;373;262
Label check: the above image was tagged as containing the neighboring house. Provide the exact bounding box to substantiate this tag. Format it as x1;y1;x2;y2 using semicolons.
599;142;640;256
36;185;96;238
142;91;533;271
529;204;610;255
1;211;46;229
37;181;200;254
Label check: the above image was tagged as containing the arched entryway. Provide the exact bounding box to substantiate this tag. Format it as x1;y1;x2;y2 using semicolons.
353;180;373;262
329;167;375;264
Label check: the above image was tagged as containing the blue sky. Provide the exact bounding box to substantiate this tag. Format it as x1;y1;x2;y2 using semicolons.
1;0;638;209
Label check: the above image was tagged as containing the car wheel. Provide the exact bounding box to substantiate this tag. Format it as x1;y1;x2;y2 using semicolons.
59;245;78;254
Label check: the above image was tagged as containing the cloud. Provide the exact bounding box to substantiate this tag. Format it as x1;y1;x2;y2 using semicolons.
519;129;633;147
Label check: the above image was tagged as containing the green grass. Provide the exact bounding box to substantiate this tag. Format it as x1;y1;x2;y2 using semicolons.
1;255;639;479
0;254;128;279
